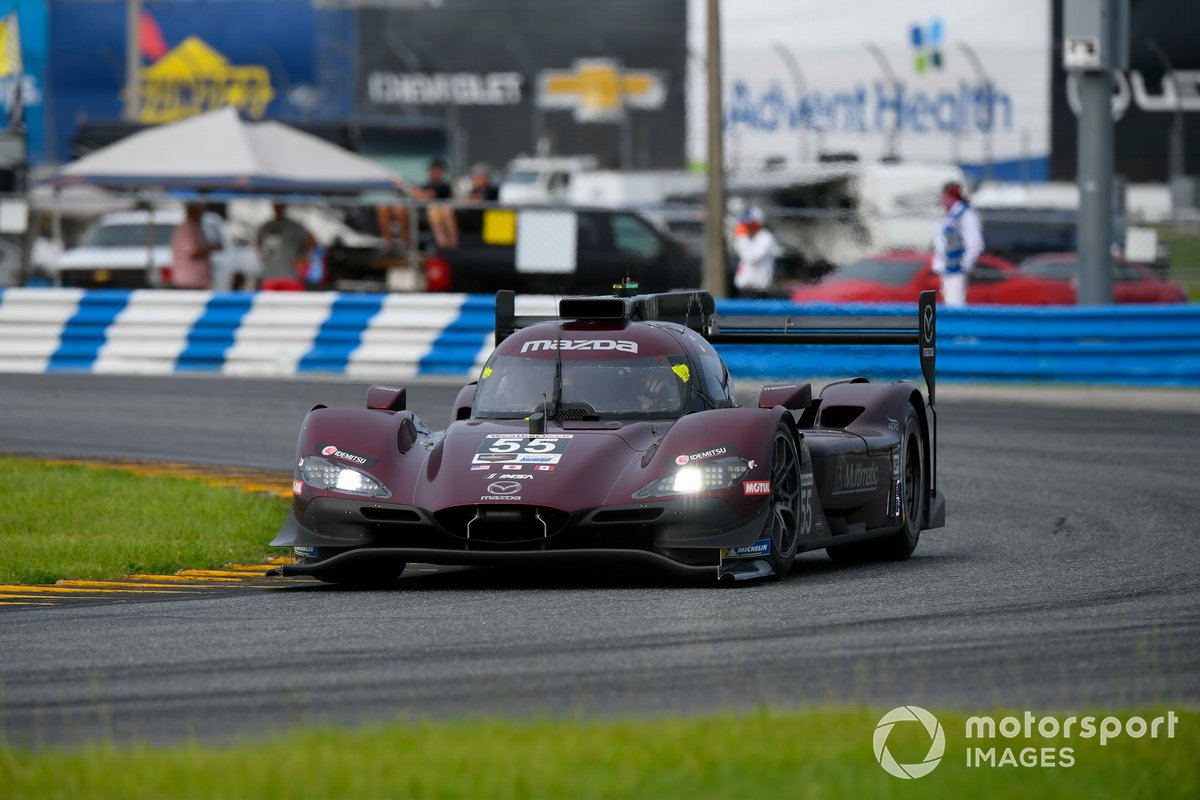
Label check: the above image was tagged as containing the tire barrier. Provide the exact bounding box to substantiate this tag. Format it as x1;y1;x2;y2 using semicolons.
0;288;1196;386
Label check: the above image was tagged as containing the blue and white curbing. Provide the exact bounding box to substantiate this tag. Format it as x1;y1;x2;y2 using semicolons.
0;288;1197;386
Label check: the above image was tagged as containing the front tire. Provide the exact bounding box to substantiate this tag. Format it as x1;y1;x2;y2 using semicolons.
826;404;925;563
765;422;801;577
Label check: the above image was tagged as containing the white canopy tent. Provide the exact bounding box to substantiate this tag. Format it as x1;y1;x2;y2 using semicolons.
57;107;405;194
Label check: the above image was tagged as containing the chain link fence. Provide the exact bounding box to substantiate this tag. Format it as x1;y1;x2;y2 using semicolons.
11;186;1200;302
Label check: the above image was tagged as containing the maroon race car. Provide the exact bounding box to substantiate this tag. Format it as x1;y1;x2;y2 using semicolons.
791;251;1076;305
270;288;945;586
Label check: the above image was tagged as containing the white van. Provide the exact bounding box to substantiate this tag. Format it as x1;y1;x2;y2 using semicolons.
498;156;600;204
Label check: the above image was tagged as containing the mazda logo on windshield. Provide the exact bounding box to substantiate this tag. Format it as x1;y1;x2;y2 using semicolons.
487;481;523;495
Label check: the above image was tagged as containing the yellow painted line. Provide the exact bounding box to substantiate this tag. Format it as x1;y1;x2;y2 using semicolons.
267;557;297;565
215;564;283;573
0;585;183;595
0;601;56;606
177;569;279;579
55;580;203;591
127;573;280;583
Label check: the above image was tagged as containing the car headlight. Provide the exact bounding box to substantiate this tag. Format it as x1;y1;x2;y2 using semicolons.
298;456;392;499
633;456;750;499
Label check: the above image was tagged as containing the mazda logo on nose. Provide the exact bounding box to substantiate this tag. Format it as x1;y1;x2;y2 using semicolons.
487;481;523;495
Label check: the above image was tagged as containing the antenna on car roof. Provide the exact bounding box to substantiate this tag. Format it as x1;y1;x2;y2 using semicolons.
613;270;639;298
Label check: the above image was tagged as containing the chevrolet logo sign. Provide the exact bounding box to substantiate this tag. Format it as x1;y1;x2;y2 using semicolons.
536;58;666;123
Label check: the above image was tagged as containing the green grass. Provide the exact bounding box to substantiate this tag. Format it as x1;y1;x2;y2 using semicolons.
0;457;287;584
0;709;1195;799
1159;226;1200;301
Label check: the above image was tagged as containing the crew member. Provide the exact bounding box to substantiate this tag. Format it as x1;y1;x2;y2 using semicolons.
733;207;780;297
932;182;983;308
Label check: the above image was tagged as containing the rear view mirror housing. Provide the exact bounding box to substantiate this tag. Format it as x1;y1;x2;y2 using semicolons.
757;383;813;410
367;385;407;412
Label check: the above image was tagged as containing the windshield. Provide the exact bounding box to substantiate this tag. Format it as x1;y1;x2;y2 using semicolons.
504;171;540;185
831;258;925;285
474;354;690;420
83;223;175;248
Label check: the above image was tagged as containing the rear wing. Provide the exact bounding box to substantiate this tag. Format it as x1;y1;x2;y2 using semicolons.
494;289;937;403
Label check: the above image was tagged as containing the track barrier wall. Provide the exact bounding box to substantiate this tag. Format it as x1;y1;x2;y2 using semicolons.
0;289;1197;386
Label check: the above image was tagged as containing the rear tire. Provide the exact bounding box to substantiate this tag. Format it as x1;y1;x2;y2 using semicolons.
765;422;801;578
826;404;925;563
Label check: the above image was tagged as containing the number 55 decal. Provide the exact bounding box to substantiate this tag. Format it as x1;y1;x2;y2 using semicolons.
474;434;574;464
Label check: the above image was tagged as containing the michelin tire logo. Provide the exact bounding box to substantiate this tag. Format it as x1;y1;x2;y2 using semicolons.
874;706;945;780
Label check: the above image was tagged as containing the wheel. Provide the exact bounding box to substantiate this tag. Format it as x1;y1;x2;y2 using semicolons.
765;422;801;577
315;560;407;589
826;404;925;563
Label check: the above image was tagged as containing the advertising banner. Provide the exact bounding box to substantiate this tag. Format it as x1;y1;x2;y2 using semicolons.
703;0;1052;180
47;0;319;165
0;0;47;164
357;0;687;171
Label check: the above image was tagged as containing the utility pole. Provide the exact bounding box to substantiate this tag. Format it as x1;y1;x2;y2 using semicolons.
1064;0;1127;305
123;0;142;122
703;0;726;297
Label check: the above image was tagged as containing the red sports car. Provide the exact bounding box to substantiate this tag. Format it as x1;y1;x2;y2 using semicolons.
1018;253;1188;304
791;251;1076;305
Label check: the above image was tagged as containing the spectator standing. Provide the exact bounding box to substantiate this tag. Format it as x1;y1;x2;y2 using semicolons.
932;181;984;308
256;202;316;290
169;202;221;289
733;206;780;297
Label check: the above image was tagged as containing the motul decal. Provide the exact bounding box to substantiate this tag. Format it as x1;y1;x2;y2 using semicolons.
743;480;771;495
520;339;638;353
292;480;303;495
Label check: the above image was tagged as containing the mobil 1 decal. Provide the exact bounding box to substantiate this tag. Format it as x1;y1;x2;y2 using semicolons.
472;434;574;465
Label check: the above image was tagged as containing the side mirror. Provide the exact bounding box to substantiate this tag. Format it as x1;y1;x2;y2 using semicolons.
758;383;813;410
367;385;407;412
453;382;477;420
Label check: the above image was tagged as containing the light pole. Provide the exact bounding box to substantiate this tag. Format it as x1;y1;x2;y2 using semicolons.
1145;37;1185;192
865;42;900;162
958;41;994;183
704;0;726;297
123;0;142;122
771;43;810;163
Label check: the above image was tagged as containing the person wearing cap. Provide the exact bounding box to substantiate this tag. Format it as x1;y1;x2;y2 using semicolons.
733;206;781;296
932;182;983;308
466;163;499;202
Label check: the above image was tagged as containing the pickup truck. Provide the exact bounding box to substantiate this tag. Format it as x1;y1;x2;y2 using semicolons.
426;206;701;294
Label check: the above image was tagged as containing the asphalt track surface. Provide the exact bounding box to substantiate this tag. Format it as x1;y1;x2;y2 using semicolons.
1;373;1198;747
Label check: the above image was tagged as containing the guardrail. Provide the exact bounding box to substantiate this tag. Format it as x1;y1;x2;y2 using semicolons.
0;288;1196;386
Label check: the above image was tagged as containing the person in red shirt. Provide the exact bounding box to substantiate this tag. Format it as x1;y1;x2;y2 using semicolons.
169;203;221;289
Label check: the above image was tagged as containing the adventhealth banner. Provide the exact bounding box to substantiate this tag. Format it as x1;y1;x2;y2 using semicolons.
705;0;1052;180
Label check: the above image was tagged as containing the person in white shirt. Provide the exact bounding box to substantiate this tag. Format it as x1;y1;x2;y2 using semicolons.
733;206;781;296
931;182;984;308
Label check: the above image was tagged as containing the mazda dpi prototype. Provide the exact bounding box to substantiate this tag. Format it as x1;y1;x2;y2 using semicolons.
271;289;945;585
